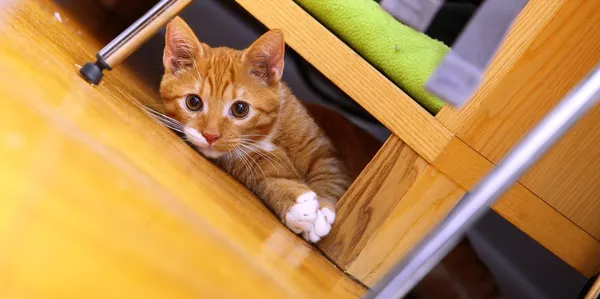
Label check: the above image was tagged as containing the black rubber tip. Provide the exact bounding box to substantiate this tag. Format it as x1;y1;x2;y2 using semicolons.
80;54;111;85
79;61;104;85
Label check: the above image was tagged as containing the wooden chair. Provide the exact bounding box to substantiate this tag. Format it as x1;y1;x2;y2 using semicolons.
79;0;600;295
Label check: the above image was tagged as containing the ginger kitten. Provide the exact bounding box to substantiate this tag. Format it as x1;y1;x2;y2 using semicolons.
159;17;351;243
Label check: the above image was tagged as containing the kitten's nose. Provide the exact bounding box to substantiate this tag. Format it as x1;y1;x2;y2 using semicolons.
202;132;221;144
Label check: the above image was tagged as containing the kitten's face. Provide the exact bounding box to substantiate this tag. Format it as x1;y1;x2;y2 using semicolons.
159;17;284;159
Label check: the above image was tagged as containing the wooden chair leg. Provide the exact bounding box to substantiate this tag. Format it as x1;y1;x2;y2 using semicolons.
319;135;465;286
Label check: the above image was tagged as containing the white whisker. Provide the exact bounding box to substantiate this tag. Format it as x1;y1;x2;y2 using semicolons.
238;143;280;178
139;106;185;133
236;139;288;167
237;146;268;186
235;148;257;189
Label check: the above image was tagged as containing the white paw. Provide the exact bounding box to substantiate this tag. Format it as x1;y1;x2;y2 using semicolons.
284;192;336;243
321;207;336;224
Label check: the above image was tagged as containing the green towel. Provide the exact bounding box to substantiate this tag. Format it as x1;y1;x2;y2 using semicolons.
294;0;449;114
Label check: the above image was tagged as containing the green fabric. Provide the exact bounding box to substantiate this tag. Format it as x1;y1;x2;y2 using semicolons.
294;0;448;114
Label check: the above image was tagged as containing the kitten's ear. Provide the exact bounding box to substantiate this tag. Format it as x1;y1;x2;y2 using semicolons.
243;29;285;84
163;17;203;73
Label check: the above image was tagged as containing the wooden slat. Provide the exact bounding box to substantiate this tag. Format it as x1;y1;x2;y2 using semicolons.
347;165;465;285
434;138;600;276
521;105;600;238
436;0;600;274
435;0;568;133
340;136;600;282
0;1;365;297
235;0;600;276
318;136;428;268
233;0;452;162
438;0;600;240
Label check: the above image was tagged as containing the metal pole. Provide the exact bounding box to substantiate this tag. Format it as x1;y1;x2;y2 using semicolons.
366;64;600;299
80;0;193;85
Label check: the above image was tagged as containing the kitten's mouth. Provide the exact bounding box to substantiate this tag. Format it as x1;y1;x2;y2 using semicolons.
183;127;225;159
197;147;224;159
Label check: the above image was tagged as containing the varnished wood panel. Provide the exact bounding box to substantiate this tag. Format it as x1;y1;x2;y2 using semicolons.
522;105;600;237
347;165;465;285
234;0;452;162
0;1;365;297
435;0;569;133
435;138;600;276
318;136;428;268
343;136;600;282
439;0;600;240
236;0;600;276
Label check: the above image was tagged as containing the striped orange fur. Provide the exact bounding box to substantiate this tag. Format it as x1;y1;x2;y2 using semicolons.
159;17;351;243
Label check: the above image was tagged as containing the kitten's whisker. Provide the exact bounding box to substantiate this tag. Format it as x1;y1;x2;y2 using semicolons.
151;117;184;132
237;141;287;169
162;124;185;133
143;107;181;124
235;148;257;188
236;140;288;167
128;100;184;131
126;100;185;133
237;146;268;185
238;143;280;178
140;106;186;133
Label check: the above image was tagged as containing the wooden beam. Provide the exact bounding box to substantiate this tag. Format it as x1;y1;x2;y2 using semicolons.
440;0;600;240
319;136;428;268
347;165;465;285
235;0;600;277
328;136;600;282
435;138;600;276
234;0;452;162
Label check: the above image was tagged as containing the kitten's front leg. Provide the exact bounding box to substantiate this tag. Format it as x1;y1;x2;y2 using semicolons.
302;142;352;231
261;180;332;243
231;154;333;243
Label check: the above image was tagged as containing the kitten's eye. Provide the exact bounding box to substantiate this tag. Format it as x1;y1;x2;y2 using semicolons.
231;101;250;118
185;94;203;111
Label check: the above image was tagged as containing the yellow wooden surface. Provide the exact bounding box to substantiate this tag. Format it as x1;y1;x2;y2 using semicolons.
236;0;600;276
318;136;428;269
348;165;465;285
0;1;365;297
438;0;600;240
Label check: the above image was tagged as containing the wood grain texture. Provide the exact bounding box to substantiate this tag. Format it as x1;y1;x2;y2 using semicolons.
434;0;600;273
522;105;600;238
346;166;465;285
434;138;600;276
440;0;600;241
233;0;452;162
458;0;599;161
0;1;365;297
235;0;600;277
318;136;428;269
435;0;568;133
